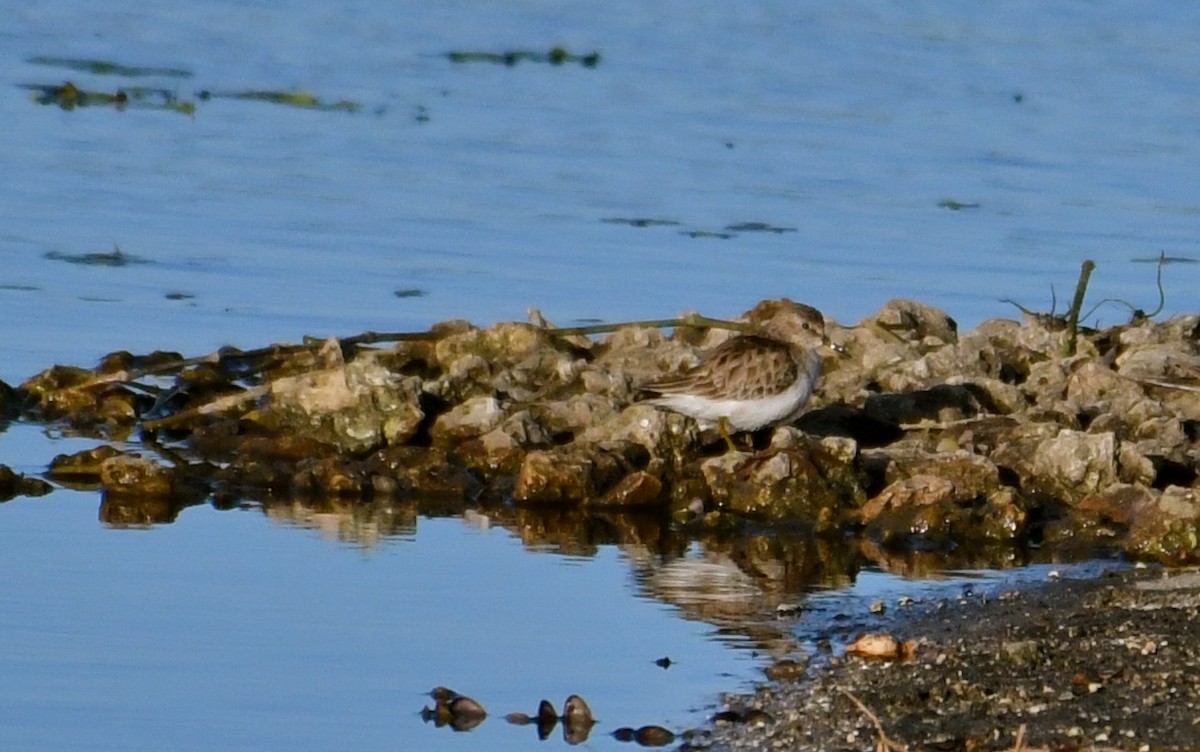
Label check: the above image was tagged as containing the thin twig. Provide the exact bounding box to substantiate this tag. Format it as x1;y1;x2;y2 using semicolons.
543;315;753;338
1080;296;1137;321
839;690;908;752
897;416;1017;431
53;315;752;397
1134;378;1200;394
1000;284;1061;323
1013;723;1027;752
141;385;269;431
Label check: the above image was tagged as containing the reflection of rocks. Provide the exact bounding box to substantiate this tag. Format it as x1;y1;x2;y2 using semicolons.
628;533;861;624
47;445;124;486
99;492;190;527
46;447;210;525
0;464;52;502
257;496;418;548
631;725;676;746
561;694;596;744
13;300;1200;563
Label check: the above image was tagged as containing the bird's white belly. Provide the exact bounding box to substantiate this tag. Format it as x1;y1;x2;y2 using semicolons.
652;373;817;431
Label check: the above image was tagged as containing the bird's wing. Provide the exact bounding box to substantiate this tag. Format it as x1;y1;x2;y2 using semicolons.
640;335;798;401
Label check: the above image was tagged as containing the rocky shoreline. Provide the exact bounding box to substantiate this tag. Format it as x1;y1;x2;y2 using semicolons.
3;297;1199;569
703;565;1200;752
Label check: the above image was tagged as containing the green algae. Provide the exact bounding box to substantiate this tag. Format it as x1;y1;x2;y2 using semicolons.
22;81;195;114
23;81;355;115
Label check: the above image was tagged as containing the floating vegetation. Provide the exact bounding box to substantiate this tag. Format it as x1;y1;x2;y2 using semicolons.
44;247;150;267
196;89;359;112
447;46;601;68
679;230;735;240
601;217;682;228
725;221;797;234
27;56;193;79
22;54;359;116
0;284;40;292
393;288;428;299
22;81;195;114
165;292;195;301
938;199;981;210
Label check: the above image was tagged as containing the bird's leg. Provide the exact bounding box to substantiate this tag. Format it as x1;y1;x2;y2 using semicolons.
718;416;740;453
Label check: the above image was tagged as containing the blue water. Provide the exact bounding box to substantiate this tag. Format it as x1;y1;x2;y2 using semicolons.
3;1;1199;384
0;423;767;752
0;2;1192;750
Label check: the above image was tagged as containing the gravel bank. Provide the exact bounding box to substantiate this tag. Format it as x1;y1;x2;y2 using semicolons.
707;567;1200;751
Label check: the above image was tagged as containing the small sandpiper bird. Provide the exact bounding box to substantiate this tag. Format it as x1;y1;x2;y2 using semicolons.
639;299;830;450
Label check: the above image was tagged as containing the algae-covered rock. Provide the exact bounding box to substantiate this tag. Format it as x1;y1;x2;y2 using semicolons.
592;470;664;507
868;299;959;345
991;427;1127;505
859;469;1027;547
432;322;563;399
1021;429;1119;504
250;347;424;454
1125;485;1200;564
430;395;505;444
701;433;865;528
513;441;649;504
457;410;552;476
876;449;1002;499
290;456;373;497
18;364;146;428
580;404;698;465
99;453;188;499
534;392;623;440
367;445;482;499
